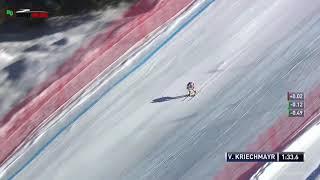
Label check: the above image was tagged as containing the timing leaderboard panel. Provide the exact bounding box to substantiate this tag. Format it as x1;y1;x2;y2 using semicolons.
288;92;304;117
226;152;304;162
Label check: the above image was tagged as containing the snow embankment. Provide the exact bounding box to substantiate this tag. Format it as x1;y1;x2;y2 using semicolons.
0;3;131;120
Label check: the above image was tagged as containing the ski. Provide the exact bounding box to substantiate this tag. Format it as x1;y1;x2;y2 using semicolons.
182;92;197;102
182;96;189;101
187;93;197;101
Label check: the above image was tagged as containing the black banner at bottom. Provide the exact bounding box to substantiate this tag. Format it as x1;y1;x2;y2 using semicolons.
226;152;304;162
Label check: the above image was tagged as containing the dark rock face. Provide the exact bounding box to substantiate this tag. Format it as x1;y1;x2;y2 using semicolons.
3;59;27;81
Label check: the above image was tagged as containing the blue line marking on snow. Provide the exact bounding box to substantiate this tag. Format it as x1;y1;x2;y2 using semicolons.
9;0;215;179
306;164;320;180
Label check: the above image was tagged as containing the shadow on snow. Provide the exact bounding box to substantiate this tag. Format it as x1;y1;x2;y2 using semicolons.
151;94;188;103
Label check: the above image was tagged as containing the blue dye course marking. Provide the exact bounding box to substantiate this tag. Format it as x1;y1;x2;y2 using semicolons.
306;164;320;180
9;0;215;179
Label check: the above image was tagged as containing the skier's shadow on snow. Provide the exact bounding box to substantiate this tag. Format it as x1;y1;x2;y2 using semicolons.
151;94;188;103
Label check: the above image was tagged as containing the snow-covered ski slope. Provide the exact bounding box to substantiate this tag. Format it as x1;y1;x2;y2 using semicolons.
6;0;320;179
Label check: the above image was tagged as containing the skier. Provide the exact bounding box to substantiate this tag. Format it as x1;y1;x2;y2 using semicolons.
186;81;196;97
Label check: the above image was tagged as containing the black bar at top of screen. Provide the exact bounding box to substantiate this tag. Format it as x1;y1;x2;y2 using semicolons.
16;12;31;18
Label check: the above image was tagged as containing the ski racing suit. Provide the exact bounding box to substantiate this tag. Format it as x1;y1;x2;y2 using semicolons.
187;82;196;97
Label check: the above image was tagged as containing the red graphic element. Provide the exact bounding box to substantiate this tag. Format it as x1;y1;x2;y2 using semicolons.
31;12;48;19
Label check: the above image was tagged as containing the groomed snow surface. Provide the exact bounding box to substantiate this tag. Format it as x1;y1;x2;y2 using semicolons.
3;0;320;179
